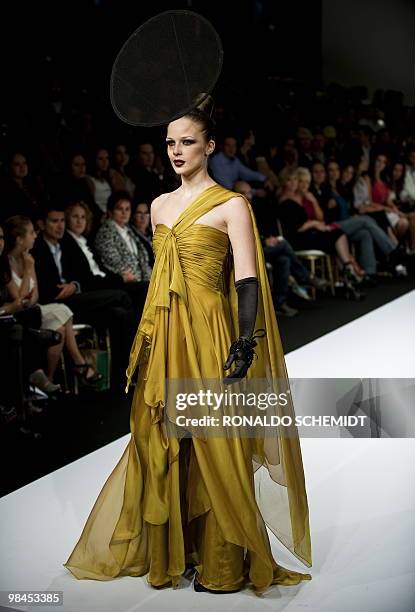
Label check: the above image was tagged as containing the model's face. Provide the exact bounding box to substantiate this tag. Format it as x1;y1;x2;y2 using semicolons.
138;144;155;168
115;145;129;168
312;164;326;185
223;137;237;158
392;163;404;181
42;211;65;241
110;199;131;226
71;155;86;178
96;149;110;172
133;203;150;230
11;154;28;180
375;155;387;172
342;165;354;183
67;205;87;236
297;175;311;194
328;162;340;182
166;117;214;176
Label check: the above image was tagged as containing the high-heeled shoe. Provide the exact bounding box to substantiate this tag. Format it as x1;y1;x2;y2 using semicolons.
72;363;103;385
29;369;61;394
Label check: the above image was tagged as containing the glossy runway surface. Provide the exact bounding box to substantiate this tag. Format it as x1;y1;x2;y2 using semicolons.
1;291;414;612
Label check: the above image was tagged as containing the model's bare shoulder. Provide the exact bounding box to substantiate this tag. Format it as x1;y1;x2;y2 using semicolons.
221;195;251;224
151;192;172;227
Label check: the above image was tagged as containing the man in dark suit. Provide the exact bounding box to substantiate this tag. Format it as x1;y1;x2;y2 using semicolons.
32;205;137;387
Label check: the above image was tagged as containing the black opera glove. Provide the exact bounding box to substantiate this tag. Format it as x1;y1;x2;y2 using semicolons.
222;276;266;385
222;330;266;384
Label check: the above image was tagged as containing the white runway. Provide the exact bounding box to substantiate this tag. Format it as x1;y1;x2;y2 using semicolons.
1;291;415;612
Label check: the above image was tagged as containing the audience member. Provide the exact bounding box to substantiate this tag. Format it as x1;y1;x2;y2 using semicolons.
370;153;409;241
234;180;327;317
401;147;415;210
131;143;163;203
298;167;396;281
0;153;45;224
277;169;360;285
130;201;154;267
85;147;120;218
4;215;102;385
94;191;151;314
209;135;266;189
112;144;136;198
64;201;126;291
31;204;136;386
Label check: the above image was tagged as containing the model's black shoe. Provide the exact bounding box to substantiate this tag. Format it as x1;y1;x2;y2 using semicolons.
193;576;241;594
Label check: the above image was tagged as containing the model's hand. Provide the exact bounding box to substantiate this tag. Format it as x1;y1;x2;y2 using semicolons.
222;330;266;385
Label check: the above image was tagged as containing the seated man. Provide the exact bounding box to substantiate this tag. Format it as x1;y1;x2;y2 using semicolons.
233;181;327;317
210;136;266;190
32;204;137;388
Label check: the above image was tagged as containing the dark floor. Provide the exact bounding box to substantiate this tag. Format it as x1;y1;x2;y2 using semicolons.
1;268;414;498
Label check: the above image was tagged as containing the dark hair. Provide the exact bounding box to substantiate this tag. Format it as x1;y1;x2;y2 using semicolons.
3;215;33;253
0;224;11;288
107;190;132;213
183;94;216;141
38;203;65;221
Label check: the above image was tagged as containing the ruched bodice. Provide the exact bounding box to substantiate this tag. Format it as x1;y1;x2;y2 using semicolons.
153;223;230;293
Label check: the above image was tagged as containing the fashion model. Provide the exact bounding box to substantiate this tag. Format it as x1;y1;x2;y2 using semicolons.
64;10;312;596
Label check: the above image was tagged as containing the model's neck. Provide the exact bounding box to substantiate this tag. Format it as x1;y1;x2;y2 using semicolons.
180;168;215;196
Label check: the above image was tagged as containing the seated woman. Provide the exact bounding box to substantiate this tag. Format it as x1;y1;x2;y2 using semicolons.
85;147;124;222
130;201;154;267
309;165;397;280
0;152;45;225
370;154;409;241
352;157;397;242
112;144;136;198
94;191;152;315
64;200;126;292
326;160;354;221
4;215;102;387
233;180;327;317
389;160;415;253
277;169;359;284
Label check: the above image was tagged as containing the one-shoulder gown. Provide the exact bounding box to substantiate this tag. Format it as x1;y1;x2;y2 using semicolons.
64;185;312;594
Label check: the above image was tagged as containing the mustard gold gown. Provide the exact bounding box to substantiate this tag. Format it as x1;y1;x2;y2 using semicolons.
64;185;312;594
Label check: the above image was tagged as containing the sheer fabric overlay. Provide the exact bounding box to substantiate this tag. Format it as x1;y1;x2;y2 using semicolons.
64;185;312;594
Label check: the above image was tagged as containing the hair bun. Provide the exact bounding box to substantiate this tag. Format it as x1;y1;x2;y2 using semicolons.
194;93;215;118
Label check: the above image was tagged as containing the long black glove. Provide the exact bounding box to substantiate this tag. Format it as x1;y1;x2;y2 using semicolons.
223;276;266;385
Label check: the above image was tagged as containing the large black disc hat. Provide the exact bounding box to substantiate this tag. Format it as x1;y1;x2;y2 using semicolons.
110;10;223;127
